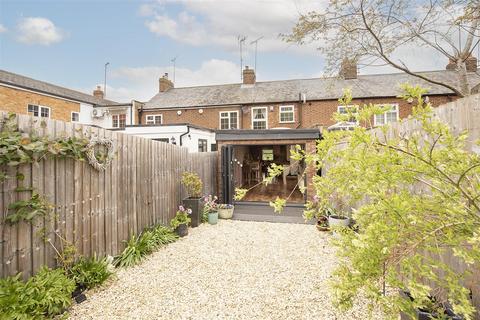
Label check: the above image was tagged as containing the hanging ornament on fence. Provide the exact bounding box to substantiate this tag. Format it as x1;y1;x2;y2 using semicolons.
85;138;115;171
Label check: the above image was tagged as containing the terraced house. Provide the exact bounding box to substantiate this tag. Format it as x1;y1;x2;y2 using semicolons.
0;70;140;128
140;60;480;218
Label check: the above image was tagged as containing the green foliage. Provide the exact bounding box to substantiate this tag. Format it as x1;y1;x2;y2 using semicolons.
5;192;52;224
114;225;177;268
264;163;284;185
181;172;203;197
170;206;192;230
269;197;287;214
69;256;112;289
303;85;480;319
234;188;248;201
0;267;75;319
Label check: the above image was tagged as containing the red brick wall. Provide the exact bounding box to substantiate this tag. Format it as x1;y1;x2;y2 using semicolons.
143;95;455;130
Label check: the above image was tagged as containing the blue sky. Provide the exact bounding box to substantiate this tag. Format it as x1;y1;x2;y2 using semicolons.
0;0;446;102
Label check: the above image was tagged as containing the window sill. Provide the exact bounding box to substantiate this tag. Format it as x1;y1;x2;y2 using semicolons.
279;121;295;124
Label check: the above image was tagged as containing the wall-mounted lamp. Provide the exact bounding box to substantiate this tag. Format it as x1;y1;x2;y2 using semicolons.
198;108;204;114
269;106;274;112
177;110;182;116
171;137;176;145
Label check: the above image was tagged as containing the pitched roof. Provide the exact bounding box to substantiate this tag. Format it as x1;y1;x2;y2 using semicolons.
144;70;480;109
0;69;119;106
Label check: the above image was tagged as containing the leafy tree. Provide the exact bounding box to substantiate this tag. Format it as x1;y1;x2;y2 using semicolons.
298;85;479;319
285;0;480;96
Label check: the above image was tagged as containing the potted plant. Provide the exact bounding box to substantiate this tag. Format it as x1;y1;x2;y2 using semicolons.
181;172;204;228
204;195;218;225
217;204;234;219
170;206;191;237
399;290;463;320
316;215;329;231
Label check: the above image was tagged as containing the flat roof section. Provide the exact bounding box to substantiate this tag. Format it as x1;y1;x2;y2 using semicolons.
215;129;321;141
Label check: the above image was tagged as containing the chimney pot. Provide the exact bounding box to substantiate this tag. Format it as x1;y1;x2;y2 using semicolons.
243;66;256;85
339;58;357;79
159;74;174;92
93;86;104;99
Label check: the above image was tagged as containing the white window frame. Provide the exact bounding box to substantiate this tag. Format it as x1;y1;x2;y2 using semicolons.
146;114;163;125
27;104;51;118
219;111;239;130
112;113;127;128
251;107;268;130
71;111;80;122
337;105;359;125
279;105;295;123
373;104;399;126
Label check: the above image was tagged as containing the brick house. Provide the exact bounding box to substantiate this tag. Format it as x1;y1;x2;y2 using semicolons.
0;69;140;128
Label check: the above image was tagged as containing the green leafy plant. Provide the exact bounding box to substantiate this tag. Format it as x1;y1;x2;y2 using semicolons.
170;206;192;230
0;267;75;319
298;85;480;319
113;234;151;268
181;172;203;198
5;192;52;224
69;256;112;289
148;224;178;247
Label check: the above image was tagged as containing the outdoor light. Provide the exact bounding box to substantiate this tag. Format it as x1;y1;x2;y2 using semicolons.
177;110;182;115
171;137;176;145
198;108;204;114
270;106;274;111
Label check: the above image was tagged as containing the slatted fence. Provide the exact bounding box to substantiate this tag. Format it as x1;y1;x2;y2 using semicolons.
0;113;217;278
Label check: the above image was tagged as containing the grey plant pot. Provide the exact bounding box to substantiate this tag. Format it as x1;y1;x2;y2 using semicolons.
328;215;350;228
175;223;188;237
182;197;204;228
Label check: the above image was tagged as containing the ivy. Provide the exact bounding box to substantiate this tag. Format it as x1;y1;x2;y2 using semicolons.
5;193;52;225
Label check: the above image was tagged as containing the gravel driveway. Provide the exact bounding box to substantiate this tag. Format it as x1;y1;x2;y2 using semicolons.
69;220;381;320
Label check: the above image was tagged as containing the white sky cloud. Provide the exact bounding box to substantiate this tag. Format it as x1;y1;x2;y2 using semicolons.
143;0;325;54
16;17;65;45
96;59;240;102
0;24;6;33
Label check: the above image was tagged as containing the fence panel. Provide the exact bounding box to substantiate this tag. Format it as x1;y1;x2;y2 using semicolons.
0;113;218;278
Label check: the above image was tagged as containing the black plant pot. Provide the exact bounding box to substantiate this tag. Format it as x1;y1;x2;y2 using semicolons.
399;290;463;320
72;283;87;304
182;197;204;228
175;223;188;237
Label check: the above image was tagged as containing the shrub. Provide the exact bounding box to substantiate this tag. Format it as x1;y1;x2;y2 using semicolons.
69;256;112;289
170;206;192;229
0;267;75;319
181;172;203;198
148;224;178;247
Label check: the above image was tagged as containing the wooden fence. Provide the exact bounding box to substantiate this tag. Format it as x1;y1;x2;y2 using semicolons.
0;113;218;278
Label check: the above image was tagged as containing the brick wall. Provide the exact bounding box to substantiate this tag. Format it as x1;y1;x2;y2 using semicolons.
0;85;80;122
143;95;455;130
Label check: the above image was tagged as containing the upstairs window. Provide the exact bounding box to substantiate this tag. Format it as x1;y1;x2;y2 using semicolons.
251;107;267;129
374;104;399;126
27;104;50;118
146;114;163;125
279;105;295;123
71;112;80;122
112;114;126;128
219;111;238;129
337;105;359;124
198;139;208;152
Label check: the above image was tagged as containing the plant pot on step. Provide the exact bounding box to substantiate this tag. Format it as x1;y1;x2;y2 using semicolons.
208;211;218;225
182;197;204;228
218;204;234;219
328;215;350;236
175;223;188;237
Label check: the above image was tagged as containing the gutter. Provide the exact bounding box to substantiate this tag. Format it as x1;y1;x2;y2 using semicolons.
179;125;190;146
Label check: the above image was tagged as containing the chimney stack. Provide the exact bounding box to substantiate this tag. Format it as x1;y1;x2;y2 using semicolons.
243;66;256;85
339;58;358;79
159;73;174;92
446;55;478;72
93;85;104;99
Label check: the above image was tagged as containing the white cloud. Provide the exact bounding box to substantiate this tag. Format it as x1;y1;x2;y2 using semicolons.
0;24;6;33
16;17;65;45
143;0;325;53
96;59;240;102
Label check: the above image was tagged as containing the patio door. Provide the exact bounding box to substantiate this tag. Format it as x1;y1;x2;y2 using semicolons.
221;145;234;204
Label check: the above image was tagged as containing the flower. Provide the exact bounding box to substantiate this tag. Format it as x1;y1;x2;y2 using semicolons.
187;208;192;214
179;205;185;211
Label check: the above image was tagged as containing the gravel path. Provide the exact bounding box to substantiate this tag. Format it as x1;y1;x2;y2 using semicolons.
69;220;381;319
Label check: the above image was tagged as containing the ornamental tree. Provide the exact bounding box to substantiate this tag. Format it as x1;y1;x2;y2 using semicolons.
300;85;480;319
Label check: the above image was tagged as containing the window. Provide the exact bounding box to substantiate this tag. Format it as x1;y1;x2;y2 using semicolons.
337;105;359;124
279;105;295;123
210;143;217;152
71;112;79;122
112;114;126;128
27;104;50;118
251;107;267;129
219;111;238;129
198;139;208;152
146;114;162;125
374;104;399;126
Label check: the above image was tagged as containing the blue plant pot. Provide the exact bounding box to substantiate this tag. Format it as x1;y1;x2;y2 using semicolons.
208;211;218;225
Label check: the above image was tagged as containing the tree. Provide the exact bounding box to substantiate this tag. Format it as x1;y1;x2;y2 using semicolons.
300;86;480;319
285;0;480;97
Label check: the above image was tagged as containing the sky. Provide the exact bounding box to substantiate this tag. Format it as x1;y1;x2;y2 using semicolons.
0;0;451;103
